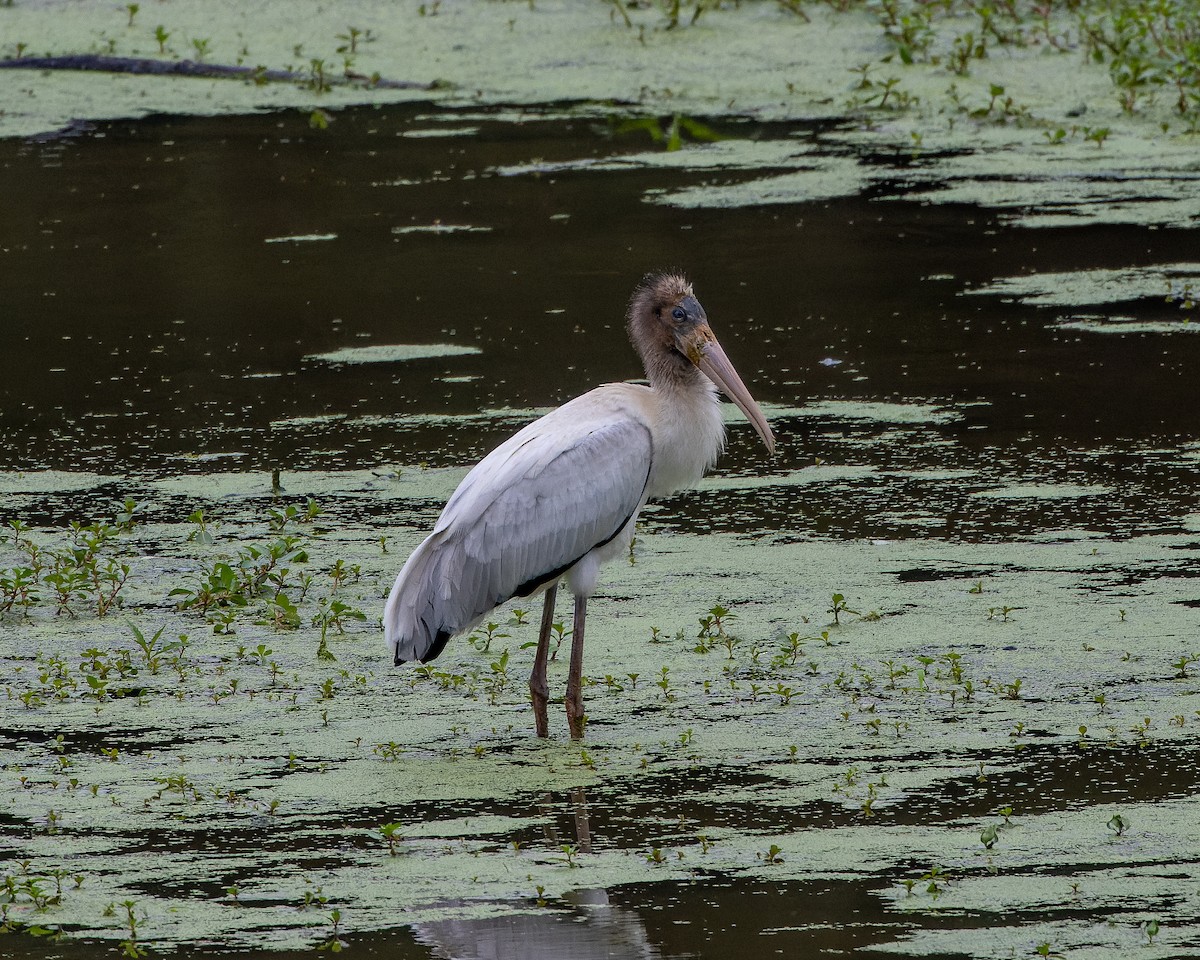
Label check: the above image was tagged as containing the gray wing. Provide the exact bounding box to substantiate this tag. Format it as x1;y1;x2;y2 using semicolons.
385;393;653;663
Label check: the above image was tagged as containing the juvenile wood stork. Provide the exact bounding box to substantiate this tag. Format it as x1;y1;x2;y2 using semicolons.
384;272;775;738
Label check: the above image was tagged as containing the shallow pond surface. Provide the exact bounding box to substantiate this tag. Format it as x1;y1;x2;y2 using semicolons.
2;101;1199;959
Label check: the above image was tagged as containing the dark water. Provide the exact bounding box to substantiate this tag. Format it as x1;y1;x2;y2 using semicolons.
2;881;972;960
3;102;1200;959
3;103;1200;542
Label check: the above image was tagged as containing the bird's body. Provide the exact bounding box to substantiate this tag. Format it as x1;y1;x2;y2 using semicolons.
385;272;773;737
385;379;724;664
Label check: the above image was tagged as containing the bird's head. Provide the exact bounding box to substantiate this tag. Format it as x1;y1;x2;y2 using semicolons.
627;271;775;455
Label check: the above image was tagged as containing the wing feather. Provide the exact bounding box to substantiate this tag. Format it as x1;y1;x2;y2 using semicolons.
385;390;653;663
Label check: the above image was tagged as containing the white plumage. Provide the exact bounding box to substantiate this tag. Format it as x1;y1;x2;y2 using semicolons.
386;391;651;663
384;272;774;738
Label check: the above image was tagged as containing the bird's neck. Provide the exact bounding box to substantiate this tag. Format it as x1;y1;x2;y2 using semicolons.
645;368;726;498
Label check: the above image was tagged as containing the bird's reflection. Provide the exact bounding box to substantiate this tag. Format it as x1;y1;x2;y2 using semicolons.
538;785;592;853
413;787;662;960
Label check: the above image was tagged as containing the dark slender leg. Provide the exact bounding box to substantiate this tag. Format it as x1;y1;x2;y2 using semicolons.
565;594;587;740
529;584;558;738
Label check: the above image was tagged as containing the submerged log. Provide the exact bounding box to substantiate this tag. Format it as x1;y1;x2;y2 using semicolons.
0;54;431;90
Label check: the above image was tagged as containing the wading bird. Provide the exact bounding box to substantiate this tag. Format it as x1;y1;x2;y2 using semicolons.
384;272;774;738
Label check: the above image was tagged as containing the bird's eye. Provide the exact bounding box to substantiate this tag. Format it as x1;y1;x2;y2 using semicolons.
671;307;686;321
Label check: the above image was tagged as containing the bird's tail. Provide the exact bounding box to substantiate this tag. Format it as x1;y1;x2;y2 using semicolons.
383;537;455;665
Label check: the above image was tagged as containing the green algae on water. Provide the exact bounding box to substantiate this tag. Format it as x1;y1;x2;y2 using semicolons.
2;464;1200;955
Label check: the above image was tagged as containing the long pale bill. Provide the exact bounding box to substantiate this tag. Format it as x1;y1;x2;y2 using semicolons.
697;338;775;455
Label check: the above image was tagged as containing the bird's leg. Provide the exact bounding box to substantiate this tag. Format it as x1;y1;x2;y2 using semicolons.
529;583;557;739
565;594;587;740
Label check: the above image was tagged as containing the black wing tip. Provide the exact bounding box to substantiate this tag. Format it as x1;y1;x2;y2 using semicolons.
425;629;453;662
393;629;453;666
